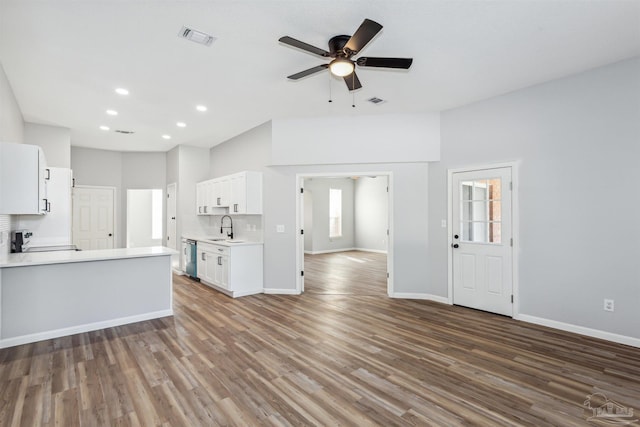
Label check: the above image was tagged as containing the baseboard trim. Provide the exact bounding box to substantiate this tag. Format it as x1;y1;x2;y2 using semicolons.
304;248;357;255
353;248;388;254
0;309;174;349
516;314;640;349
390;292;449;304
263;288;300;295
304;248;388;255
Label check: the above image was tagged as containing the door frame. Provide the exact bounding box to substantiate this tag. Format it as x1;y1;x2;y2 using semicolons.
72;185;117;249
447;161;520;317
295;171;394;296
166;182;177;250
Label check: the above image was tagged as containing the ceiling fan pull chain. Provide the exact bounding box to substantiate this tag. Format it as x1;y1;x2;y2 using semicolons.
352;74;356;108
328;71;333;103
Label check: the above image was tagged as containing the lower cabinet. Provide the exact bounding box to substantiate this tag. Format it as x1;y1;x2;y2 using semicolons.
196;241;262;297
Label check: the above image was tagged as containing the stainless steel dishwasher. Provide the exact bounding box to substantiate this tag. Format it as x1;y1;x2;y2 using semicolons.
182;238;198;279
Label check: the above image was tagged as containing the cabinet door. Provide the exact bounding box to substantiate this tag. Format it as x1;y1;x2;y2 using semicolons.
205;251;218;284
196;182;204;215
0;143;47;214
196;248;205;279
212;178;230;207
214;255;229;289
230;174;246;214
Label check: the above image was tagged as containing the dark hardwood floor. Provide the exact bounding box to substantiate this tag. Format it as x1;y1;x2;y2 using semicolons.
0;271;639;426
304;251;387;296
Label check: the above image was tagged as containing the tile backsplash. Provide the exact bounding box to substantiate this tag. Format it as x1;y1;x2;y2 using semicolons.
0;214;11;256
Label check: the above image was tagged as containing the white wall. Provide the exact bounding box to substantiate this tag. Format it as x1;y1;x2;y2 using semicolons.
209;120;431;295
271;113;440;165
0;63;23;145
0;62;24;257
304;178;355;254
355;176;388;252
24;123;70;168
429;57;640;340
71;147;167;248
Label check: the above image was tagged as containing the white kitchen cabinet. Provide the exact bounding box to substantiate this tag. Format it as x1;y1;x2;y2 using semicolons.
17;167;72;246
196;180;212;215
0;142;48;215
229;171;262;215
196;241;262;297
211;177;230;208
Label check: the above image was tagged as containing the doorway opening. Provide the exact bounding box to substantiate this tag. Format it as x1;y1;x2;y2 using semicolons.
296;172;393;296
126;189;163;248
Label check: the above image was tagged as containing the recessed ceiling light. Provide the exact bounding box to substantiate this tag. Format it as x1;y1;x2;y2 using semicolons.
162;135;172;140
99;125;110;131
178;26;216;46
176;122;186;128
115;88;129;95
106;109;118;116
196;105;207;112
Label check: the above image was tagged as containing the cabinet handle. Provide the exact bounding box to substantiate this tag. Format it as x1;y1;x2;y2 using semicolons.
217;197;221;206
45;169;50;180
198;206;202;213
234;204;238;213
47;201;51;212
42;198;48;212
184;247;186;255
218;256;222;266
204;206;208;213
202;253;206;261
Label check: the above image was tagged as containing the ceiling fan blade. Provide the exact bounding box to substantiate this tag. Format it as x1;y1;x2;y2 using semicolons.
343;71;362;91
279;36;330;57
357;57;413;69
287;64;329;80
344;19;383;55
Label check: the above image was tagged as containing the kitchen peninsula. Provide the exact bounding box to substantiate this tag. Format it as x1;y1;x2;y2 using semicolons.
0;246;175;348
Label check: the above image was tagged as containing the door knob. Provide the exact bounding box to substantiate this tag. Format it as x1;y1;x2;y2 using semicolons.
108;233;113;237
451;243;459;248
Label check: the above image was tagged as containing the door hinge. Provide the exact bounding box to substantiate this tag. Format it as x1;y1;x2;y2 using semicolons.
509;181;513;191
510;238;513;247
167;193;169;198
300;188;304;194
300;229;304;235
511;295;514;303
386;186;389;192
387;273;389;278
386;229;389;236
301;271;304;277
167;236;170;241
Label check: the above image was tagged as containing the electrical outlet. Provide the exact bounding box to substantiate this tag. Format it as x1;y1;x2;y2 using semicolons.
276;225;285;233
441;220;447;228
604;299;614;312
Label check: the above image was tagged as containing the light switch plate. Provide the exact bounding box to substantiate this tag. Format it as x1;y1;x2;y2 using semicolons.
276;225;285;233
441;220;447;228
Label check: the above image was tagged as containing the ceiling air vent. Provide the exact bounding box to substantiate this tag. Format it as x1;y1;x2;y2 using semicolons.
367;97;386;105
114;130;135;134
179;26;216;46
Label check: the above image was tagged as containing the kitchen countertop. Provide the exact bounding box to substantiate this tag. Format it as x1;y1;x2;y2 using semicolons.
182;235;263;247
0;246;177;268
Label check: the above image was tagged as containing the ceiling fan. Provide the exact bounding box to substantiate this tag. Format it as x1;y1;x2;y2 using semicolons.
279;19;413;91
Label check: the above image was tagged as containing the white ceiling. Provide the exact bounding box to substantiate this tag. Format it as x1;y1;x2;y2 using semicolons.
1;1;639;152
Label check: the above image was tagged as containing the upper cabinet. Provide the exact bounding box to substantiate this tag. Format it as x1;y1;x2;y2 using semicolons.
196;171;262;216
0;142;48;215
230;171;262;215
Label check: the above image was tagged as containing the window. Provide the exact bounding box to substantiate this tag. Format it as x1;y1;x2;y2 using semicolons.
329;188;342;238
460;178;501;243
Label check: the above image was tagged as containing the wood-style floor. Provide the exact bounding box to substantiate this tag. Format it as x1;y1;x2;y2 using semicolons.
304;251;387;296
0;270;639;425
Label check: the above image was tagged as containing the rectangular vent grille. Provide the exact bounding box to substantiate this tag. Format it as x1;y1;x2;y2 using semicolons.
114;130;135;134
179;26;216;46
367;97;385;105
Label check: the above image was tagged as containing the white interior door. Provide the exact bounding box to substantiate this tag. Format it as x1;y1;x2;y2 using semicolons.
452;167;513;316
72;186;115;250
167;183;177;250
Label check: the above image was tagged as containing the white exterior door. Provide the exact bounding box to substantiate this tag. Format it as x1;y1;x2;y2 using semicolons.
72;186;115;250
166;183;177;250
452;167;513;316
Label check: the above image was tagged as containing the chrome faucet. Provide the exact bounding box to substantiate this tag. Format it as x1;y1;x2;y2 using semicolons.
220;215;233;240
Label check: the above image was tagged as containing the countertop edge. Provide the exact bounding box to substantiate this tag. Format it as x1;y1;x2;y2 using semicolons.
0;246;178;268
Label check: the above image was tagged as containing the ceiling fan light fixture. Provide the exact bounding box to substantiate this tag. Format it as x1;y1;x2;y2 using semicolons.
329;58;354;77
